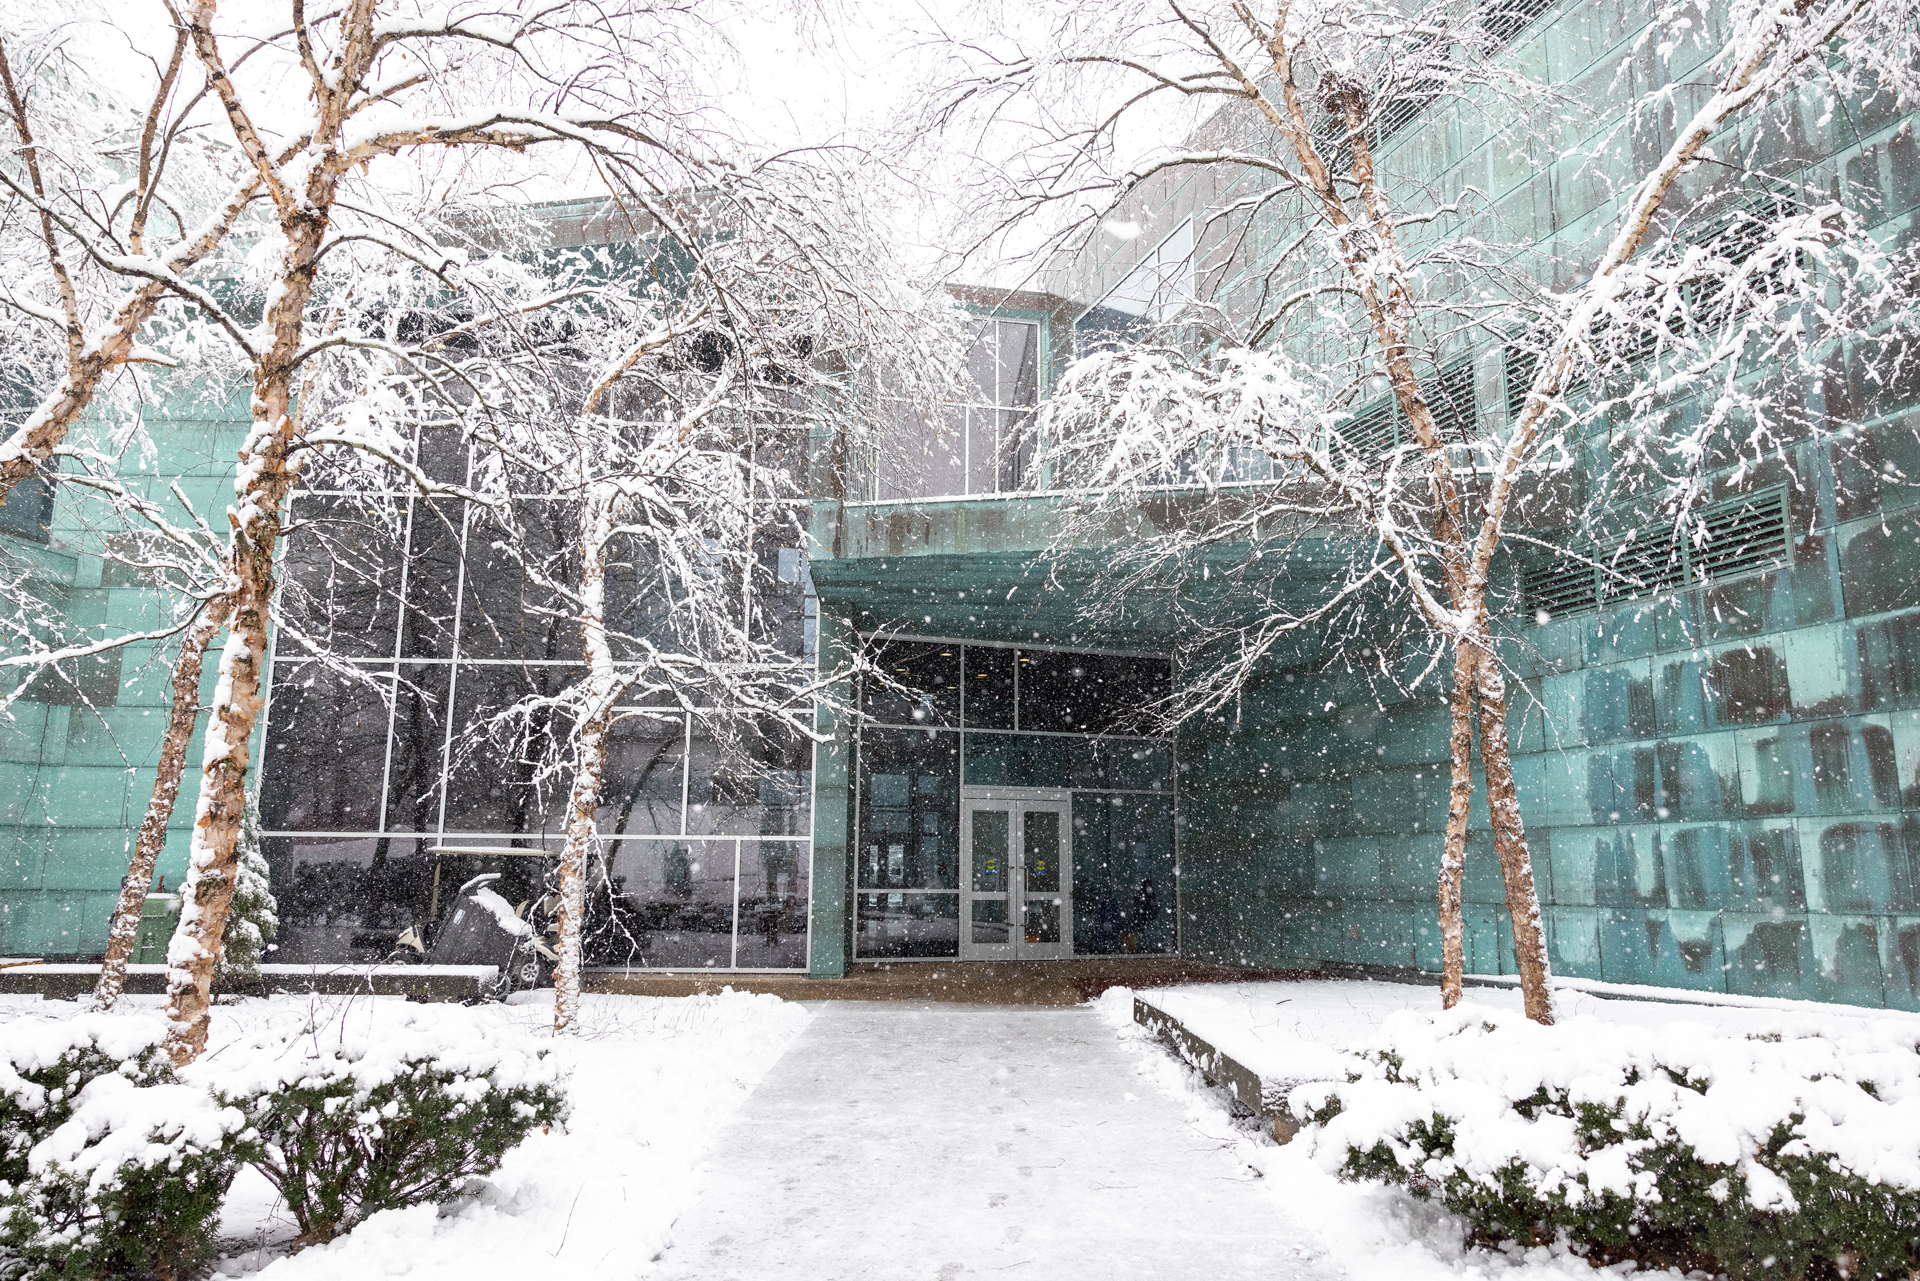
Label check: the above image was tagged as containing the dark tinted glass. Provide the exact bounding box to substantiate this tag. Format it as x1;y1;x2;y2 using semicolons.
962;731;1069;788
856;892;958;958
735;841;809;968
857;728;960;889
862;639;960;727
280;496;405;659
1071;793;1176;955
396;498;463;659
264;835;431;963
259;662;393;831
458;502;582;661
440;663;579;834
686;724;813;837
383;664;452;832
962;645;1015;729
1016;651;1172;735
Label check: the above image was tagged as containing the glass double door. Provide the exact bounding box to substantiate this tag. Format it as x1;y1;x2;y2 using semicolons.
961;795;1071;960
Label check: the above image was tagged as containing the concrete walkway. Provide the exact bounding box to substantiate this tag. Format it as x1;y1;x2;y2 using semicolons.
649;1003;1341;1281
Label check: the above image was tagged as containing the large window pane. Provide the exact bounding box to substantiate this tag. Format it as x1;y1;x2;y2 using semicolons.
1072;793;1176;955
874;405;965;501
599;712;686;837
1018;651;1172;735
855;892;958;958
599;838;737;968
259;662;392;832
458;502;582;661
857;728;959;889
998;321;1039;406
280;496;405;659
396;497;463;660
384;664;452;833
962;645;1014;729
862;638;960;728
734;841;809;969
265;835;430;963
441;664;578;835
685;723;813;836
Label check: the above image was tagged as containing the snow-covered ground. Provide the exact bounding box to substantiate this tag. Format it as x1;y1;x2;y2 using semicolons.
1114;979;1920;1281
7;978;1915;1280
0;988;811;1281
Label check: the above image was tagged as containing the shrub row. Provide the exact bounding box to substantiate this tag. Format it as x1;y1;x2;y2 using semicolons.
0;1006;568;1280
1291;1004;1920;1280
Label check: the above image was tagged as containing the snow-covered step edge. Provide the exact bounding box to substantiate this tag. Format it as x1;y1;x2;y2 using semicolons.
0;961;499;1000
1132;994;1320;1142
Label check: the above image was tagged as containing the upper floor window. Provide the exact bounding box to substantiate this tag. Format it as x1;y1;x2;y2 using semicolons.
871;316;1040;502
1074;220;1194;356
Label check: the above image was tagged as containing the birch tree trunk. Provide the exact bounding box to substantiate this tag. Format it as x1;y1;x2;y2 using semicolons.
1473;653;1555;1024
1438;645;1476;1009
553;492;619;1034
162;216;328;1063
92;596;229;1010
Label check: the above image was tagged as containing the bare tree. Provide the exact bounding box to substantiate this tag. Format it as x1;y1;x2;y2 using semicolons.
154;0;797;1063
455;187;962;1033
0;4;259;501
939;0;1920;1022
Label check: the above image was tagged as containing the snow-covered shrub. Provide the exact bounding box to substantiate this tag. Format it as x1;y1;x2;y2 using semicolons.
1292;1005;1920;1279
217;789;278;984
0;1014;253;1281
205;1004;569;1244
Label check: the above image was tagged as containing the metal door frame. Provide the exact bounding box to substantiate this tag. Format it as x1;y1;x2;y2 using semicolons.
959;788;1071;960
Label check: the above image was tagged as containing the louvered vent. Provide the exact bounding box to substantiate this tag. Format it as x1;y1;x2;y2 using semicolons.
1521;485;1791;622
1485;0;1556;48
1428;359;1477;438
1521;556;1600;618
1335;397;1398;464
1692;487;1791;582
1504;344;1539;422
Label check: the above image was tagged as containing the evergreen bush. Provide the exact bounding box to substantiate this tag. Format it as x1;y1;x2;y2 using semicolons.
208;1006;569;1244
1293;1006;1920;1280
0;1016;252;1281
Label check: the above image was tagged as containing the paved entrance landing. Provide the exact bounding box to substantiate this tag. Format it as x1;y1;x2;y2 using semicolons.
650;1003;1341;1281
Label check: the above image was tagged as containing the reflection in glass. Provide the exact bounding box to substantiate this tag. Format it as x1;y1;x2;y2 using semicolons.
259;663;393;832
971;896;1010;945
442;664;579;835
383;664;451;832
280;496;406;660
856;892;959;958
685;726;813;837
596;839;737;968
971;808;1010;892
264;835;430;963
599;713;685;837
1024;897;1061;945
734;841;809;969
857;729;959;889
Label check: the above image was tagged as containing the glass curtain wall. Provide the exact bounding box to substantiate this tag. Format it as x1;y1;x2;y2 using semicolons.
870;318;1040;502
258;424;816;970
853;638;1178;959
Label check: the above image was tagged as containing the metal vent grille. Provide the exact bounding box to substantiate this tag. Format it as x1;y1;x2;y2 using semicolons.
1485;0;1556;48
1521;485;1791;622
1330;357;1476;465
1692;487;1791;582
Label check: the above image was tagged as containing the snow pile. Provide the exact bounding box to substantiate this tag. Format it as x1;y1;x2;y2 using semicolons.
1291;1002;1920;1278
